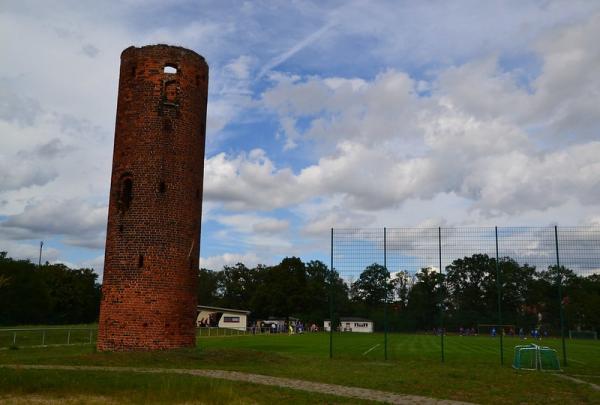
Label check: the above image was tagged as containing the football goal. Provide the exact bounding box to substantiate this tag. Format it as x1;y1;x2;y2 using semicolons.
513;344;561;371
568;330;597;340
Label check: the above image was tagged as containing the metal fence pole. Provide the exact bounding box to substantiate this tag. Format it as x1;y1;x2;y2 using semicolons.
329;227;334;359
439;227;445;363
495;226;504;365
89;329;93;344
67;329;71;345
42;330;45;346
384;227;388;361
13;332;16;346
554;225;567;366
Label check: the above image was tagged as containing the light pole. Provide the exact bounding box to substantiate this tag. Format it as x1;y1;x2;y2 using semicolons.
38;241;43;268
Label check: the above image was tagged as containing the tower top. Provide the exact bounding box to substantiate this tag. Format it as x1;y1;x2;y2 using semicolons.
121;44;208;66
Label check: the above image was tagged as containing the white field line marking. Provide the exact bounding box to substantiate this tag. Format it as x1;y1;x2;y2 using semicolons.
362;343;380;356
567;358;586;365
554;374;600;391
570;374;600;379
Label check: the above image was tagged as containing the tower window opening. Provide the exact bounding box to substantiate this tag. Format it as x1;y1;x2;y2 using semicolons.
131;65;136;77
164;80;178;103
120;177;133;211
164;65;177;74
138;254;144;268
163;118;173;131
159;181;166;194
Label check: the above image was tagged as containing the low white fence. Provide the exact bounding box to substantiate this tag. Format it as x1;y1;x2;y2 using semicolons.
1;325;288;347
0;327;97;348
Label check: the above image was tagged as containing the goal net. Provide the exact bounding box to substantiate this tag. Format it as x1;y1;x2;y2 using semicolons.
513;344;561;371
568;330;597;340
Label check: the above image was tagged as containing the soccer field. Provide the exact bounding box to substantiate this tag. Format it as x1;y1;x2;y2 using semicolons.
0;330;598;404
198;331;600;368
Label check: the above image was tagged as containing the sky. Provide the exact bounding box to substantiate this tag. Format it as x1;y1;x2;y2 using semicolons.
1;0;600;279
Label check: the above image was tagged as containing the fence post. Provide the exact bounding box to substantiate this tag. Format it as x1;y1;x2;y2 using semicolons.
554;226;567;366
89;329;93;344
67;329;71;345
495;226;504;365
13;332;16;346
384;227;388;361
42;330;45;346
439;227;445;363
329;227;334;359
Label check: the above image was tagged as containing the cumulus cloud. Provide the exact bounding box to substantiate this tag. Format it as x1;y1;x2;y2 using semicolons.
204;149;304;210
0;157;58;192
1;199;107;249
0;81;43;127
215;213;289;235
200;252;267;271
3;1;600;272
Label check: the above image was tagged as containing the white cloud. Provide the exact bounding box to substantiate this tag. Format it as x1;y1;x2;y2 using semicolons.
200;252;266;271
1;199;107;249
3;1;600;272
215;213;289;235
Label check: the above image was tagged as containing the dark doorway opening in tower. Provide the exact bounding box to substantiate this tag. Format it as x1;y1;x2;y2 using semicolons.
163;118;173;132
119;177;133;212
138;254;144;268
159;181;166;194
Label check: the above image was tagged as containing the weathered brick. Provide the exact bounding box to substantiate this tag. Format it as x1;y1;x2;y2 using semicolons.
97;44;208;351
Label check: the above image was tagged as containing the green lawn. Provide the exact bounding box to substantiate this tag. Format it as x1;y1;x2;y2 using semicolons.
0;331;598;404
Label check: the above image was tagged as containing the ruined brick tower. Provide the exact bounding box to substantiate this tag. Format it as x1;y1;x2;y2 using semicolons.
97;45;208;351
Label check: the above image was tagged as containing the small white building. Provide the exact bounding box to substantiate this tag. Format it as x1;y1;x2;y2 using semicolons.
196;305;250;331
324;317;374;333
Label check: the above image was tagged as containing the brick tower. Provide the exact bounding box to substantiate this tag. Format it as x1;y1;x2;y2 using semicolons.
97;45;208;350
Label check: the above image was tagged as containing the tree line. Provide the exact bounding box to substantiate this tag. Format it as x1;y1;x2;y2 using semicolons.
201;254;600;334
0;252;101;326
1;250;597;333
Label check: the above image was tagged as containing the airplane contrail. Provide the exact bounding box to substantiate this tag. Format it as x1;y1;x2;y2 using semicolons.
258;19;337;78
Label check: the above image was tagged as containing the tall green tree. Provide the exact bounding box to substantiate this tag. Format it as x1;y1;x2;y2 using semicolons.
219;263;257;309
197;268;221;306
350;263;392;305
406;267;445;330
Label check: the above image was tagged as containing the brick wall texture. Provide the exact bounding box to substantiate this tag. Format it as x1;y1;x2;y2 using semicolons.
97;44;208;351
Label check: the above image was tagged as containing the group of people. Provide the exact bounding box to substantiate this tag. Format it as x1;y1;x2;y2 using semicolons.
454;326;549;339
458;327;477;336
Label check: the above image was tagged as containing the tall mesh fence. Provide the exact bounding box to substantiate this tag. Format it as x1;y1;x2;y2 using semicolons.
330;226;600;364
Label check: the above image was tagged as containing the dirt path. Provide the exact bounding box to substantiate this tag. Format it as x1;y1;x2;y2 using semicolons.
0;364;473;404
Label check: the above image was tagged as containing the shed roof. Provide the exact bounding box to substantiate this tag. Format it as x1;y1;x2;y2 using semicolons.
325;317;373;322
197;305;250;315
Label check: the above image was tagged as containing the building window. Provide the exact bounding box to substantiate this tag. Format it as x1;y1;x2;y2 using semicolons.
223;316;240;323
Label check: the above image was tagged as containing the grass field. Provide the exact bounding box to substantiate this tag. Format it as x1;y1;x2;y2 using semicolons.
0;329;599;404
